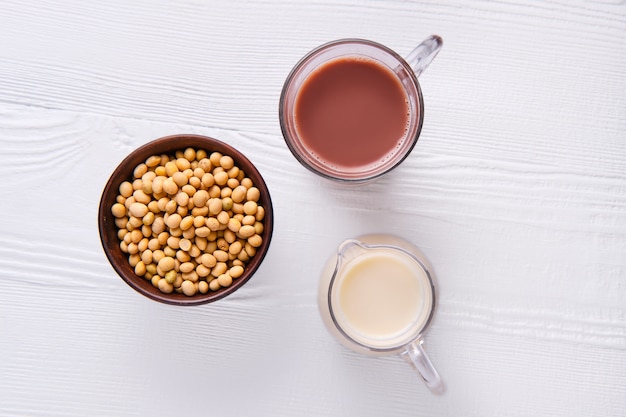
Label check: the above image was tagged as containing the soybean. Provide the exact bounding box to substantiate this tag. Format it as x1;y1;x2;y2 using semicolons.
112;147;266;297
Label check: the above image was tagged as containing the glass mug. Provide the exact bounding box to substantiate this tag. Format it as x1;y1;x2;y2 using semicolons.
279;35;442;183
318;234;443;393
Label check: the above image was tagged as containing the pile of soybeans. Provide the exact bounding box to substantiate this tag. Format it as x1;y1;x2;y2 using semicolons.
110;147;265;296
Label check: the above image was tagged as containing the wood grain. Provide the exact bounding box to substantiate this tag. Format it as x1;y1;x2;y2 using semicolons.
1;0;625;416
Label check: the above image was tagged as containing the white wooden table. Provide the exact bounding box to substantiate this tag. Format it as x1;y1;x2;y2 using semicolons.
1;1;625;416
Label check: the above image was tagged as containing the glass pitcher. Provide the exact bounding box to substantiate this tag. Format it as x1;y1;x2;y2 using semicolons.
318;234;443;393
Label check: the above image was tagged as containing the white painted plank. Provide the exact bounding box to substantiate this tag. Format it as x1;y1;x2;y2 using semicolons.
1;0;625;136
1;100;624;415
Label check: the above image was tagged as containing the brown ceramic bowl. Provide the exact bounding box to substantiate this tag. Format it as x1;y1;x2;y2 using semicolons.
98;134;274;306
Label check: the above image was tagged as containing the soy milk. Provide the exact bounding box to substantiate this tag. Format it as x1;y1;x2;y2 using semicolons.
330;246;433;350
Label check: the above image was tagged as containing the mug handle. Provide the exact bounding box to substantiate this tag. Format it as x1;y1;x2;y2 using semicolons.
401;339;445;394
405;35;443;77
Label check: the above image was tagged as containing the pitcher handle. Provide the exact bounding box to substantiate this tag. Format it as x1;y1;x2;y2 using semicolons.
405;35;443;77
401;339;445;394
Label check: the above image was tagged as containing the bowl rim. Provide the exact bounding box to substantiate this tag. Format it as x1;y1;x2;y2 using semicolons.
98;134;274;305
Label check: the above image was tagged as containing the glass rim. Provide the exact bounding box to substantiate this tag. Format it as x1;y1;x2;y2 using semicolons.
326;240;436;353
279;38;425;183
